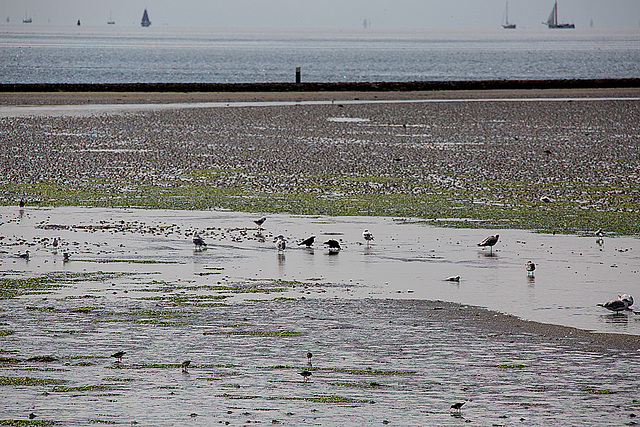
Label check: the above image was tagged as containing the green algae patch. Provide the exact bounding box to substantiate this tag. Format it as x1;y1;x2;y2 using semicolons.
330;381;386;389
204;330;300;337
483;364;527;369
0;330;15;337
52;385;114;393
273;395;375;404
0;376;67;386
0;271;131;299
0;421;59;426
581;388;616;394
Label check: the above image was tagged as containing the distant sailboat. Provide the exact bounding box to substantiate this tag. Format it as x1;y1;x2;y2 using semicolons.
141;8;151;27
23;12;32;24
502;1;516;29
77;19;81;26
107;11;115;25
543;1;574;29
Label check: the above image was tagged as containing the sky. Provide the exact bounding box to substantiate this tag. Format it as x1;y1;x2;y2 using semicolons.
2;0;640;30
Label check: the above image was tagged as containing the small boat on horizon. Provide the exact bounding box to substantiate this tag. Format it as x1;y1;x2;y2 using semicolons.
502;1;516;29
543;1;574;29
107;11;115;25
141;8;151;27
23;12;32;24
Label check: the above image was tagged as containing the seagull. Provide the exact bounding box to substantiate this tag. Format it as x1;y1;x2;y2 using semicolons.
52;237;59;248
181;360;191;373
597;299;629;312
595;228;604;238
445;275;460;282
63;252;70;263
111;351;126;363
275;235;286;252
19;199;25;209
298;235;316;248
540;196;553;203
323;239;341;254
526;261;536;276
477;234;499;254
254;217;266;229
299;370;312;382
192;233;207;250
307;351;313;367
450;402;465;412
363;229;374;246
16;250;30;260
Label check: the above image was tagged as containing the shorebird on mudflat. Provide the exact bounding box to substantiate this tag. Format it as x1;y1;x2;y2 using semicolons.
299;370;312;382
306;351;313;367
477;234;499;254
597;295;633;313
450;402;465;412
19;199;25;209
192;233;207;250
298;235;316;248
363;229;374;246
181;360;191;373
323;239;341;254
111;351;126;363
16;250;30;260
275;235;286;252
526;261;536;277
254;217;266;229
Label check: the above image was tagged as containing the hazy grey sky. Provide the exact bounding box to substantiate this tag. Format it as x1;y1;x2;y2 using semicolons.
3;0;640;30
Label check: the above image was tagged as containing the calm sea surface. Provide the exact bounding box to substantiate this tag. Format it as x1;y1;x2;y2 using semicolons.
1;26;639;83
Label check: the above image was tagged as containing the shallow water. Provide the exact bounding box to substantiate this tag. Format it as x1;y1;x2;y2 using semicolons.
2;206;640;425
2;206;638;334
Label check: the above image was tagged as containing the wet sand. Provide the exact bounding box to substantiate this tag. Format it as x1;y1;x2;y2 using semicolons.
1;89;639;425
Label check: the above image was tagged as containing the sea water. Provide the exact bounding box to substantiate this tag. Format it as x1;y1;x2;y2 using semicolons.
1;26;639;83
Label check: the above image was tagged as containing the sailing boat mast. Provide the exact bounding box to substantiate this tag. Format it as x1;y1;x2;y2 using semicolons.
141;9;151;27
543;1;574;29
502;1;516;29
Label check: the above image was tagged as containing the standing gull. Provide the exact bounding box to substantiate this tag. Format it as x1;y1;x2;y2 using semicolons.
450;402;465;412
362;229;374;247
526;261;536;277
111;351;126;363
16;250;30;260
192;233;207;250
477;234;499;254
181;360;191;373
299;370;312;382
275;235;286;252
298;235;316;248
306;351;313;367
597;295;633;312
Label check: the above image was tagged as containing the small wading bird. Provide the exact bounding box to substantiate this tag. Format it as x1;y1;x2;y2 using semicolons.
19;199;25;209
299;370;312;382
63;252;70;263
598;294;634;312
111;351;126;363
192;233;207;250
323;239;341;254
445;275;460;282
307;351;313;367
16;250;30;260
477;234;499;254
254;217;266;229
450;401;465;412
526;260;536;277
275;235;286;252
363;229;374;246
298;235;316;248
181;360;191;373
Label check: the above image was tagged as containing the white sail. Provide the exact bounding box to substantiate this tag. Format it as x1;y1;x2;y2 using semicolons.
546;1;557;26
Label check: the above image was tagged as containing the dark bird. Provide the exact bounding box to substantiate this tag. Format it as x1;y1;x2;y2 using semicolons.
298;235;316;248
299;370;312;382
323;239;341;254
52;237;59;248
254;217;266;229
19;199;25;209
62;252;70;262
306;351;313;367
363;229;374;246
597;297;632;313
477;234;499;254
540;195;553;203
275;235;286;252
111;351;126;362
445;275;460;282
28;413;36;419
526;260;536;277
181;360;191;373
450;402;465;412
16;250;30;260
192;233;207;250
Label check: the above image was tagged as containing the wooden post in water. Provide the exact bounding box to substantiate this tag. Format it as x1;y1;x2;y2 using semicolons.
295;67;301;84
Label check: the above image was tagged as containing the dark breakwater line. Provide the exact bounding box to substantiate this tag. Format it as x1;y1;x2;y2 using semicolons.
1;78;640;93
